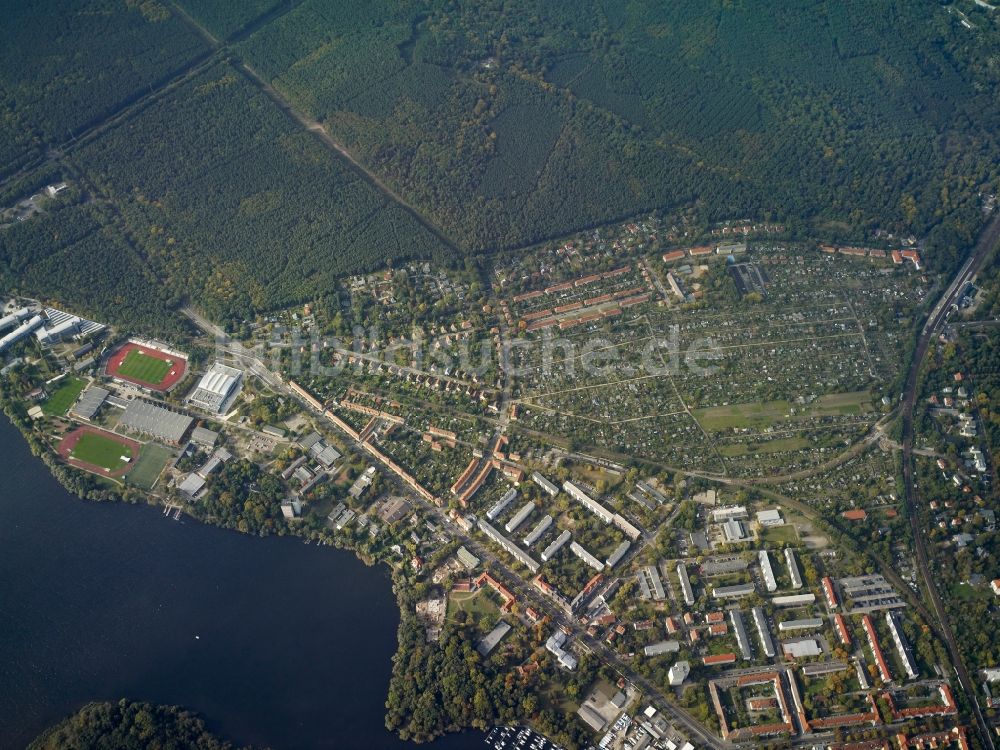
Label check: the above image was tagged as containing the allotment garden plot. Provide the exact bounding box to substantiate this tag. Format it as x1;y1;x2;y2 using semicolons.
508;247;927;476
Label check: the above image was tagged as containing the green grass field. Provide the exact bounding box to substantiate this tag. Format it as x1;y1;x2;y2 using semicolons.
127;442;174;489
717;436;810;457
71;432;135;472
117;349;172;385
447;589;499;622
42;377;86;416
694;391;873;432
762;525;799;545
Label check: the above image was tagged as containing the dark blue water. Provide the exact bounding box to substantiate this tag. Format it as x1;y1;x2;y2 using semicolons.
0;417;482;749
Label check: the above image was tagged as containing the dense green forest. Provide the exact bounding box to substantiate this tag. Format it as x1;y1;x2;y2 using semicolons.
0;188;187;336
231;0;1000;257
176;0;281;39
69;64;454;325
1;0;998;328
0;0;206;172
28;700;255;750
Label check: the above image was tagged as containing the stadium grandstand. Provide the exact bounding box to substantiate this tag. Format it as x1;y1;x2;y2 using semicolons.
118;399;193;444
35;307;105;347
187;363;243;414
69;386;109;421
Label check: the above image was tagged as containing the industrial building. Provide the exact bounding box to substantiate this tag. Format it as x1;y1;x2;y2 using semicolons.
187;362;243;414
758;550;777;592
756;509;783;526
711;505;747;522
752;607;776;658
523;515;552;547
541;530;570;562
784;548;803;589
722;517;747;542
118;399;193;444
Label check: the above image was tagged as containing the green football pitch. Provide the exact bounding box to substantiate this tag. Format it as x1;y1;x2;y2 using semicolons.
117;349;172;385
42;376;86;416
71;432;135;472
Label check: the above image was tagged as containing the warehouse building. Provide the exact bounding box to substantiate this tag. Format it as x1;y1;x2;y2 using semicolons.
119;399;193;444
188;362;243;414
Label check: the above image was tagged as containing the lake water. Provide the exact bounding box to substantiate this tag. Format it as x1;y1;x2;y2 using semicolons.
0;417;482;749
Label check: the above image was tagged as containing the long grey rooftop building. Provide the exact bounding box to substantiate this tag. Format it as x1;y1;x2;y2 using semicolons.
119;399;193;444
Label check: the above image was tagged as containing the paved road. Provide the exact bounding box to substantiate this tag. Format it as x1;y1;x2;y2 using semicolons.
899;212;1000;750
182;303;731;749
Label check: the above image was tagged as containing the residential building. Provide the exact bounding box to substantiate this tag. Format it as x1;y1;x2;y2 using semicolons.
784;548;803;589
676;562;695;606
759;550;777;592
668;661;690;686
752;606;775;658
541;530;570;562
562;480;614;523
